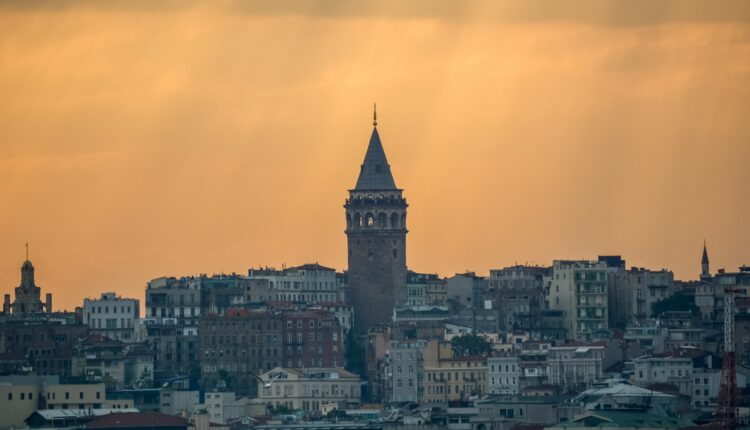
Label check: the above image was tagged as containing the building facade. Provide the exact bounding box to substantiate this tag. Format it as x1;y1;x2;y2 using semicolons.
549;260;609;340
83;293;140;342
487;356;521;395
384;339;427;403
258;367;361;414
424;356;487;403
198;309;283;396
547;343;604;392
608;268;674;328
248;264;343;304
281;310;344;369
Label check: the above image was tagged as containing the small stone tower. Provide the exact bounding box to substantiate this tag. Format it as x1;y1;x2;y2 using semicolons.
12;259;45;314
345;108;407;334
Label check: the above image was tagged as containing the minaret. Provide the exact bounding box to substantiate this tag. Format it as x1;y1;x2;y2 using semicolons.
344;106;407;335
701;240;710;280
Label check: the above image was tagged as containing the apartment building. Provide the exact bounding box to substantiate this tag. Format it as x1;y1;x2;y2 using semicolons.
424;355;487;403
549;260;609;340
547;342;604;392
258;367;360;414
83;293;140;342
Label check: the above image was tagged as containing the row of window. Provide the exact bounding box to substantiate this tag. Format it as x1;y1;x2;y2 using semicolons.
489;363;517;372
427;371;486;382
7;391;101;401
87;304;134;314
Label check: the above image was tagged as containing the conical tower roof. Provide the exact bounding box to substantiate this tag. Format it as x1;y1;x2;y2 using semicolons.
702;241;709;264
354;127;398;191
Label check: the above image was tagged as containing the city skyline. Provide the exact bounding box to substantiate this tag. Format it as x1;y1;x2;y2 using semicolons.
2;1;750;311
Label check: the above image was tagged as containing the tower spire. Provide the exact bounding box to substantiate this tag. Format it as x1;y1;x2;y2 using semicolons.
373;103;377;127
25;242;28;261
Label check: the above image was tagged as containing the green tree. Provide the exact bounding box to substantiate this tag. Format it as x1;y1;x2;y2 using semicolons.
189;362;202;389
345;330;366;378
269;404;295;415
652;292;700;318
450;334;493;357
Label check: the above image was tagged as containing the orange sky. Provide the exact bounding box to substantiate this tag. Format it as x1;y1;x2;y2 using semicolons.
1;1;749;311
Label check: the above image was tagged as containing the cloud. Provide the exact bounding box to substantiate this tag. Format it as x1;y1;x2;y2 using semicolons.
1;0;750;25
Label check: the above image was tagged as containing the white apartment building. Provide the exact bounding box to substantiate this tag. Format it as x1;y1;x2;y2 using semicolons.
258;367;361;414
83;293;140;342
202;392;252;424
248;264;344;304
632;351;694;395
548;343;605;392
487;356;521;395
384;340;427;403
549;260;609;340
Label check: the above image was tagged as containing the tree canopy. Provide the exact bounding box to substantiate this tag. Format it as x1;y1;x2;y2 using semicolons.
450;333;493;357
652;292;700;318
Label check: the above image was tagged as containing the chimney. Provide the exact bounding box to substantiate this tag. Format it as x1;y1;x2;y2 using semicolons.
46;293;52;313
3;294;10;314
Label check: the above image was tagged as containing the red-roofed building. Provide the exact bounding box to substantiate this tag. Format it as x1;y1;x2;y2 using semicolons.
87;412;187;430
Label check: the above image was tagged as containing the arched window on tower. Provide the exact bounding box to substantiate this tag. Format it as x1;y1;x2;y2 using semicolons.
346;214;352;229
378;213;387;228
353;213;362;228
365;213;375;228
391;213;399;229
401;213;406;229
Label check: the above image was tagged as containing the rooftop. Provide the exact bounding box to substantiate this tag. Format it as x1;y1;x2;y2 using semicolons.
87;412;187;429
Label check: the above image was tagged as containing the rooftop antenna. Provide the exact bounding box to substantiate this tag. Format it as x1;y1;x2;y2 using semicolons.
373;103;377;127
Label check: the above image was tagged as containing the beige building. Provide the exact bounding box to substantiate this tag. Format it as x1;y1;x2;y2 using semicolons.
424;355;487;403
43;382;106;409
0;376;105;429
0;378;42;429
258;367;360;414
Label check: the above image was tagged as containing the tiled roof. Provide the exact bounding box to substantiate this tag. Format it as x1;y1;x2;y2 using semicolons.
87;412;187;429
287;263;335;272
